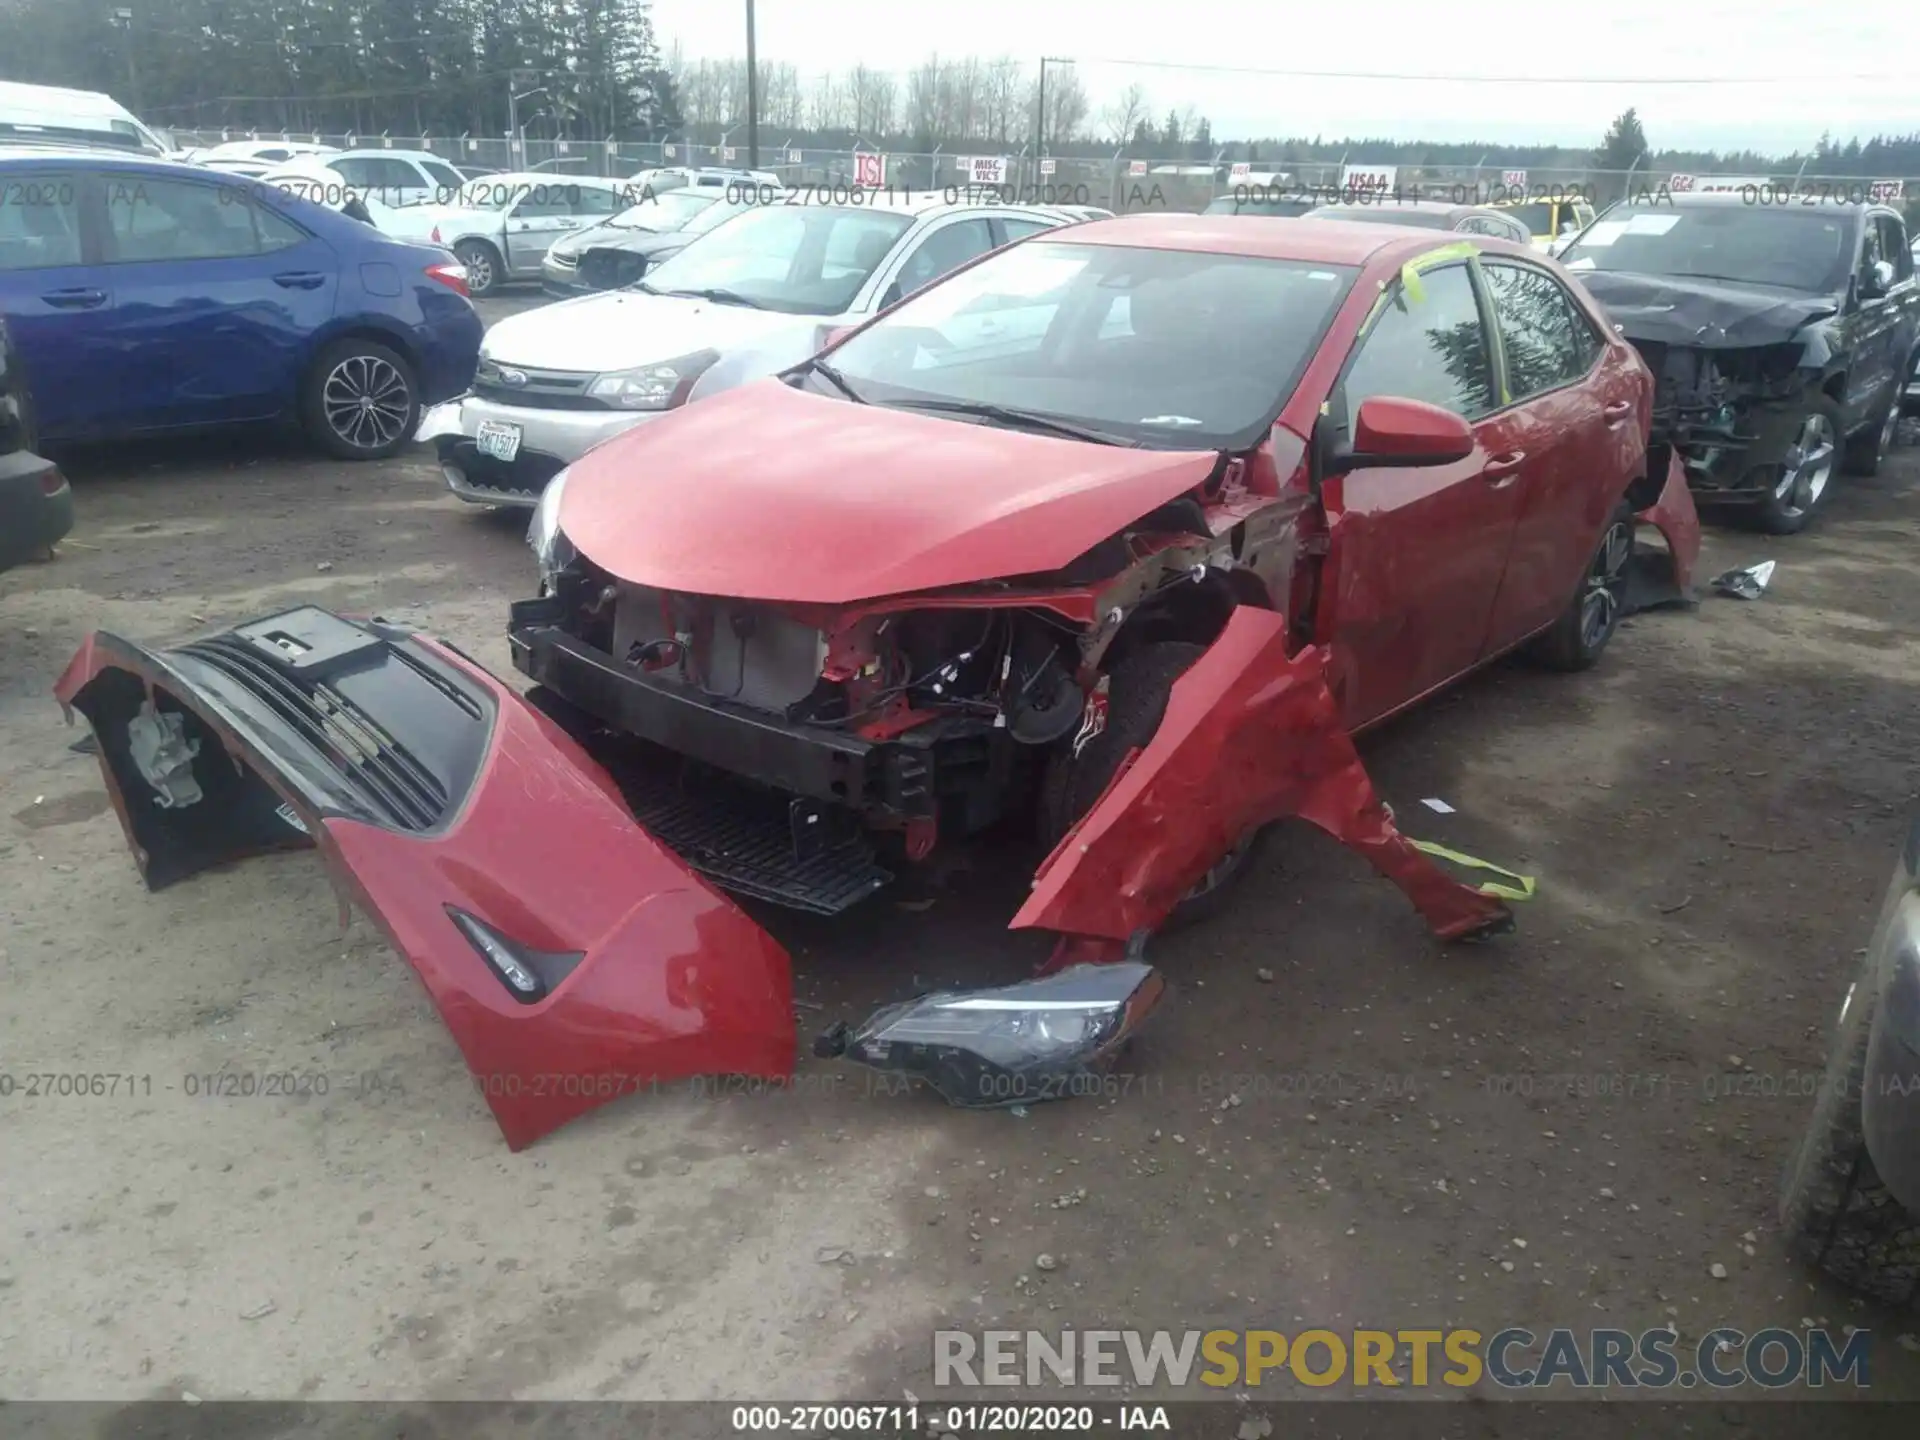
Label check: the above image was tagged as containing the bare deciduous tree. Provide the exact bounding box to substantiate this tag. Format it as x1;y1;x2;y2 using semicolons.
1100;82;1151;145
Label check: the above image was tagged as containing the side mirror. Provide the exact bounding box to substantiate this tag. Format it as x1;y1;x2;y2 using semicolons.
1862;259;1895;299
820;324;858;349
1326;396;1475;475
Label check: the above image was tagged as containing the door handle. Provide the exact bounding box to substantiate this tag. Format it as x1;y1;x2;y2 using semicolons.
1482;451;1526;487
42;287;107;310
272;272;327;290
1602;400;1633;424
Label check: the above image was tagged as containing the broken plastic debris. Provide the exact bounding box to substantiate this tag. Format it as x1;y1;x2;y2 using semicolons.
1710;560;1775;600
125;700;203;809
1420;797;1456;814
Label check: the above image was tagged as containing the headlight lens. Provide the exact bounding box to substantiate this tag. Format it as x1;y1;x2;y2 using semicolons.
587;349;719;410
527;466;575;585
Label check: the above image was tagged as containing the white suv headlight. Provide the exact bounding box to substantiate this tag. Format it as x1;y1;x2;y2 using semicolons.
587;349;719;410
527;467;575;586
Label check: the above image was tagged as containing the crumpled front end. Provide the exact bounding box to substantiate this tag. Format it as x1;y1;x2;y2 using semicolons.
1012;606;1513;955
1629;337;1820;499
54;607;795;1150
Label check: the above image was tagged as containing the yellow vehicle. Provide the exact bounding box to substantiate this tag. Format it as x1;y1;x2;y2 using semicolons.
1491;195;1597;252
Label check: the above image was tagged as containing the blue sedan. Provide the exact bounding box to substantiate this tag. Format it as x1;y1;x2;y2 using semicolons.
0;147;482;458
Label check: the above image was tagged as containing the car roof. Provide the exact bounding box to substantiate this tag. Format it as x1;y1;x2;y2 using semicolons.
327;148;454;162
0;147;207;175
1050;212;1532;267
1622;191;1869;211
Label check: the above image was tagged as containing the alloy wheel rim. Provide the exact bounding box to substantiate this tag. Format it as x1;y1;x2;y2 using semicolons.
463;248;493;290
1578;520;1633;651
1879;405;1899;458
1772;412;1835;517
323;355;411;450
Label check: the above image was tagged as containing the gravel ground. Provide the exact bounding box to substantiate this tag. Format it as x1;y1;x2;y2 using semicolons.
2;290;1919;1420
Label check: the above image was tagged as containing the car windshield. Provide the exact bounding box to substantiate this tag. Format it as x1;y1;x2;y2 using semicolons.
1559;203;1855;293
821;240;1358;449
644;205;914;314
608;190;714;231
1204;195;1313;218
1504;202;1555;234
422;160;464;190
1303;203;1453;229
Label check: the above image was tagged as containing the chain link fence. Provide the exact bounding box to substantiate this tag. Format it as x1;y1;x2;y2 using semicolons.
167;130;1916;217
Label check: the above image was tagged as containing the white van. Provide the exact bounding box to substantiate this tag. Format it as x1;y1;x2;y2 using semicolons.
0;81;167;155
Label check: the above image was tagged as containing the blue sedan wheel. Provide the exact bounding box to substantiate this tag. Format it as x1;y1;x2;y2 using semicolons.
302;338;419;460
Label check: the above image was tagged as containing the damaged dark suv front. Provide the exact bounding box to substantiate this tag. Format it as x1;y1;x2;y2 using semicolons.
1561;194;1919;533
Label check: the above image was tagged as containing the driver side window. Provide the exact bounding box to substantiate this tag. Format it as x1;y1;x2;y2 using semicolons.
893;219;996;300
1339;263;1497;423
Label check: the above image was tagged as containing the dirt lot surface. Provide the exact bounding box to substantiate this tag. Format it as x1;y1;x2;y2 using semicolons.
4;292;1919;1422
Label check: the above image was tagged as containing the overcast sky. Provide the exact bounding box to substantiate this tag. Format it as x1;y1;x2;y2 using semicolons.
651;0;1914;155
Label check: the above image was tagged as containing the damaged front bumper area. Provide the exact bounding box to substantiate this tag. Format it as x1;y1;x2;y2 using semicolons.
53;607;795;1150
1633;340;1817;500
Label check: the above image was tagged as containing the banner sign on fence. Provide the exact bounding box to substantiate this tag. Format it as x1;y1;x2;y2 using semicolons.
1501;168;1527;188
1870;179;1906;202
855;151;886;186
1693;175;1772;194
1039;158;1057;176
963;156;1008;184
1665;173;1694;191
788;150;803;165
1229;162;1251;179
1341;164;1397;193
722;146;736;160
1128;159;1148;176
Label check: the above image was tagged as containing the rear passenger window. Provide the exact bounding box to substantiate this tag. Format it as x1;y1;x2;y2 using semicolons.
1481;262;1593;399
1341;263;1496;420
1876;216;1911;282
0;173;83;270
105;177;262;263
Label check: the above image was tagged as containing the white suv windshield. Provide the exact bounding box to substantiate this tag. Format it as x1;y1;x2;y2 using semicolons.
821;241;1359;449
644;205;914;314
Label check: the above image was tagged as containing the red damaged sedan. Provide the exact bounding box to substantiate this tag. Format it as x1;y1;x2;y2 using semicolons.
56;216;1700;1148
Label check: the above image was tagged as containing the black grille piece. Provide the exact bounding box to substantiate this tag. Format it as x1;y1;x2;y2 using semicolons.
178;635;451;832
442;440;567;501
616;762;891;916
577;247;649;292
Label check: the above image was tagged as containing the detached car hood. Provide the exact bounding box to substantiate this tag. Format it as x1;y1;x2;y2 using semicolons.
1576;270;1838;349
560;380;1222;603
485;291;816;374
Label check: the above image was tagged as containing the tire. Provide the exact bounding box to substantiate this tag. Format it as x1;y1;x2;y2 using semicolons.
1780;955;1920;1307
1842;394;1901;478
1039;640;1265;930
455;240;503;298
1751;394;1842;535
1529;501;1633;673
301;338;420;461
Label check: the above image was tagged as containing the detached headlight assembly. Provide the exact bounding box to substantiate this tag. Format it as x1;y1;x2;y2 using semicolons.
527;465;575;586
586;348;719;410
814;962;1166;1109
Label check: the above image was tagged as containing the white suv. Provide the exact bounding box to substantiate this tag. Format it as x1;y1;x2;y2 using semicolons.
419;195;1075;506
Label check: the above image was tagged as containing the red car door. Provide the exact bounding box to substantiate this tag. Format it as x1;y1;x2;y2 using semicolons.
1313;259;1531;729
1475;258;1645;654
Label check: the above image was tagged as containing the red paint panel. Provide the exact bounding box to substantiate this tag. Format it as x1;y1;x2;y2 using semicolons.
561;380;1220;604
1011;606;1511;944
1636;448;1702;594
56;633;795;1152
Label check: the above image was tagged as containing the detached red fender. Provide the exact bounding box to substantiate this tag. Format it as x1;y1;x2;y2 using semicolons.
54;614;794;1151
1636;449;1701;597
1011;606;1512;951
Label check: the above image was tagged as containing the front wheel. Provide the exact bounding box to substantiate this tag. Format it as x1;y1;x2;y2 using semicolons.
1039;640;1265;930
301;338;419;461
1751;396;1842;534
1529;501;1632;673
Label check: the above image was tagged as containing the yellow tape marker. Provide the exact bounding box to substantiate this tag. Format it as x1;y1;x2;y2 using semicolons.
1397;241;1478;305
1409;838;1537;902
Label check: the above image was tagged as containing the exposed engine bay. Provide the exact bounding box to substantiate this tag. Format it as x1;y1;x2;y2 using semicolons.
1628;337;1816;492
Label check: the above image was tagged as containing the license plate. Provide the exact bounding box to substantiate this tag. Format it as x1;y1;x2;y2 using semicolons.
475;420;522;463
